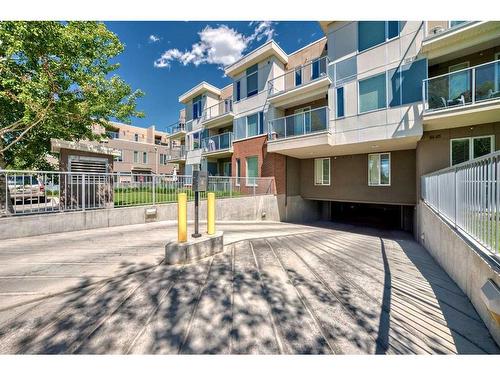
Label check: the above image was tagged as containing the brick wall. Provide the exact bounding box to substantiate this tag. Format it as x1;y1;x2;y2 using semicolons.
232;134;286;195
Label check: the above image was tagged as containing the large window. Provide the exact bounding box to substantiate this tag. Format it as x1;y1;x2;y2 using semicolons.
246;156;258;186
358;21;400;52
295;67;302;86
246;64;258;97
387;58;427;107
314;158;330;186
114;150;123;162
142;152;148;164
336;87;344;118
359;72;387;113
133;151;139;163
246;112;264;138
450;136;494;166
192;95;203;120
368;153;390;186
236;81;241;101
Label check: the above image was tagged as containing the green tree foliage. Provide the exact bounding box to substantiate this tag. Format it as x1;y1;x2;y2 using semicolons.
0;21;144;169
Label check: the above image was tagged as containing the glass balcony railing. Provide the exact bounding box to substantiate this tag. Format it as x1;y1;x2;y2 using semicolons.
166;145;186;160
200;132;233;153
268;106;329;140
268;56;331;96
199;98;233;122
423;60;500;113
166;121;186;135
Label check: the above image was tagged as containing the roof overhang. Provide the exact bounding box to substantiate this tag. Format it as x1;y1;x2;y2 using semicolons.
224;40;288;78
50;138;120;157
318;21;333;35
179;82;222;104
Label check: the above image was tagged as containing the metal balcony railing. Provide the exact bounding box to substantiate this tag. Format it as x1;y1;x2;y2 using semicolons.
166;121;186;135
268;106;329;141
201;132;233;153
421;150;500;258
423;60;500;113
106;131;120;139
268;56;330;96
200;98;233;122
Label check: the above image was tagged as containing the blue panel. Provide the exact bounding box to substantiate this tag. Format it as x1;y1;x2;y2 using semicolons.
401;58;427;105
358;21;385;52
336;87;344;118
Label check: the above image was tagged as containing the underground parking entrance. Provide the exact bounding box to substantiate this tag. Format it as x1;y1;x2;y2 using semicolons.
320;200;415;233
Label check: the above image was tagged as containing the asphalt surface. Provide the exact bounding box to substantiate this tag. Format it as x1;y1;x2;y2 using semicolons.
0;221;498;354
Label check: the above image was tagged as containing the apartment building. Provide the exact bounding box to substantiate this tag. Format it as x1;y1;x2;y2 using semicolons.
167;21;500;232
93;122;177;175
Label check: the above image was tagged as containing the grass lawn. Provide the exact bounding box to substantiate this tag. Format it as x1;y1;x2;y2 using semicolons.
113;188;240;206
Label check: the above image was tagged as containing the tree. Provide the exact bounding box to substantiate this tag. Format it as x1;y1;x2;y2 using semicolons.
0;21;144;214
0;21;145;169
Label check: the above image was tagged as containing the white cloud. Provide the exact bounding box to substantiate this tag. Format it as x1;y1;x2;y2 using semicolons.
148;34;160;43
154;22;276;69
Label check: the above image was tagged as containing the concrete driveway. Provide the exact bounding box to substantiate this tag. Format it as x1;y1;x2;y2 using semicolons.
0;221;498;354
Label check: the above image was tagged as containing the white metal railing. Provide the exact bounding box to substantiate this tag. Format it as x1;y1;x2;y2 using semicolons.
201;132;233;153
0;170;276;216
268;106;329;141
200;98;233;122
421;151;500;258
268;56;331;96
423;59;500;113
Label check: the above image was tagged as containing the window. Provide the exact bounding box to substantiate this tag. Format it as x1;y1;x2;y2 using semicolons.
450;136;494;166
133;151;139;163
448;62;470;101
236;81;241;101
388;58;428;107
336;87;344;118
236;158;241;186
142;152;148;164
114;150;123;162
311;59;320;80
359;72;387;113
368;153;391;186
246;156;258;186
134;133;139;142
358;21;400;52
246;64;258;97
449;21;467;28
192;95;203;120
246;112;264;138
295;67;302;86
314;158;330;186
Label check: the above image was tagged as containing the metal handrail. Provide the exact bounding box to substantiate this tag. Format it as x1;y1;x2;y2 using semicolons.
166;121;186;134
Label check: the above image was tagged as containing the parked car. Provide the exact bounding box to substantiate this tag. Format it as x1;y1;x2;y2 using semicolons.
7;175;46;203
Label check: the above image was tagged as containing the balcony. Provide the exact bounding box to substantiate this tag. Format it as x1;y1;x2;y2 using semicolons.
166;145;187;162
268;56;332;108
106;131;120;139
200;132;233;157
423;60;500;130
199;99;234;129
166;121;186;140
267;106;333;157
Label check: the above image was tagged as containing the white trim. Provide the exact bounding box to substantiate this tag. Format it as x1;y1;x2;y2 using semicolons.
368;153;391;186
450;135;495;166
314;157;331;186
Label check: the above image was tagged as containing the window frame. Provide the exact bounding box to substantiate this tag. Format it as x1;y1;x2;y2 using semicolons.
244;111;264;139
114;150;123;162
368;153;391;186
336;86;345;118
133;151;139;163
358;21;400;53
236;81;241;102
358;72;387;114
134;133;139;142
235;158;241;186
142;151;148;164
246;64;259;98
245;156;259;187
192;96;203;120
450;135;495;166
295;67;302;86
314;158;331;186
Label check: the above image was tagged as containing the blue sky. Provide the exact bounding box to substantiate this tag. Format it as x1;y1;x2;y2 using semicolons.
104;21;323;131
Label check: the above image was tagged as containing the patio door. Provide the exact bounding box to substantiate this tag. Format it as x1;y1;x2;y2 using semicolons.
294;107;311;136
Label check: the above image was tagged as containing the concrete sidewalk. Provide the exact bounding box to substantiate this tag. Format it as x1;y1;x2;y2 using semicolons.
0;221;498;354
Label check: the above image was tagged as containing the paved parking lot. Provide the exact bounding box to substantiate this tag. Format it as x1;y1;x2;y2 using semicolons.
0;221;498;354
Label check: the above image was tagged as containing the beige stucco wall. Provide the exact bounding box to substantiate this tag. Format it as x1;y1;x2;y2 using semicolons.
299;149;417;205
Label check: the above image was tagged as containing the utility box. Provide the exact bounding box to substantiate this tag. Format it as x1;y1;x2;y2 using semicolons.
192;170;208;192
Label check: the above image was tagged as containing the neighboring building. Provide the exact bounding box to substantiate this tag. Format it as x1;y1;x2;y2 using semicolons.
93;121;177;175
165;21;500;232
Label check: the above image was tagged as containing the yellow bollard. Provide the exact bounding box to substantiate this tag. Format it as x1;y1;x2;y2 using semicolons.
207;192;215;235
178;193;187;242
